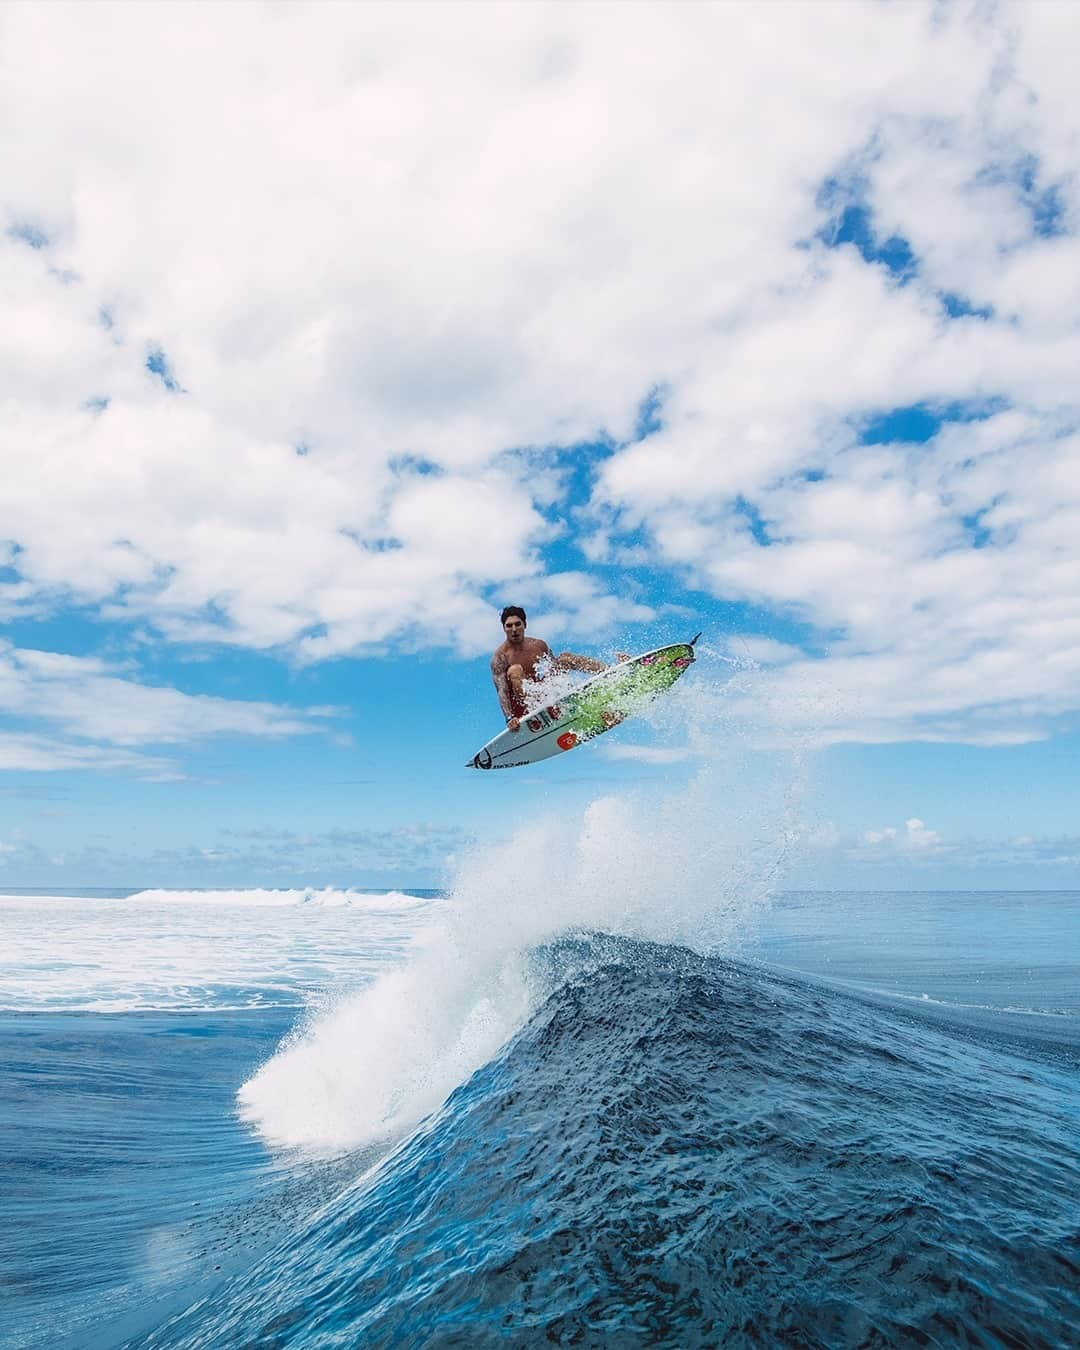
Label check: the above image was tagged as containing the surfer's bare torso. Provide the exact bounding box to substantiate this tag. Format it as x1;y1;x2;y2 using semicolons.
491;635;551;725
492;636;551;685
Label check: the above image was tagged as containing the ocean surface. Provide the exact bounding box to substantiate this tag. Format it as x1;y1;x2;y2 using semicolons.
2;875;1077;1348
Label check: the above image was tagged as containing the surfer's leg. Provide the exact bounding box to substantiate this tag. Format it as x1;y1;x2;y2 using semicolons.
507;665;527;718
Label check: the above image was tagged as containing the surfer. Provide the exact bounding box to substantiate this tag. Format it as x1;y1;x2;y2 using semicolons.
492;606;626;731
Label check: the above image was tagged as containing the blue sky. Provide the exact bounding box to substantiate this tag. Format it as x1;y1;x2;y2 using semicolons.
2;1;1079;890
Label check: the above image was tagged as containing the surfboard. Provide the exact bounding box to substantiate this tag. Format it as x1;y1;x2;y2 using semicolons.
467;636;700;770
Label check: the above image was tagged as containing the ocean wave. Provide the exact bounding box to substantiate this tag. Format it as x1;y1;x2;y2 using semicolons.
125;887;435;909
0;890;436;1013
238;765;798;1155
757;960;1080;1020
138;942;1080;1348
0;887;435;909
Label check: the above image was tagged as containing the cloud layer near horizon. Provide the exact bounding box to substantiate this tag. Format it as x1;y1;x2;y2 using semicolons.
3;0;1079;747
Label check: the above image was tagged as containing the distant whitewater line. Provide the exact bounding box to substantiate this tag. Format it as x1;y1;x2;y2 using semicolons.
0;886;438;908
129;886;438;908
0;889;439;1013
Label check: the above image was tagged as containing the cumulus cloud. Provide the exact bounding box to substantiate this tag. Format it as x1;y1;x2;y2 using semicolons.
1;2;1078;745
799;814;947;859
861;817;943;854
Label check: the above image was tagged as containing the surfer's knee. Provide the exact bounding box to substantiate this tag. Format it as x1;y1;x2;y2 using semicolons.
507;664;524;684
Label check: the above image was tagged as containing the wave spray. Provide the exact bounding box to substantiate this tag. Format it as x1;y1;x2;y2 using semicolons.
238;664;803;1155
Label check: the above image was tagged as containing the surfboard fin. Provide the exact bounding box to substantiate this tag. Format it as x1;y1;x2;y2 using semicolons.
688;632;702;646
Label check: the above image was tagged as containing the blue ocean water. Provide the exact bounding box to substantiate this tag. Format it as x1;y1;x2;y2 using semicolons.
2;886;1077;1348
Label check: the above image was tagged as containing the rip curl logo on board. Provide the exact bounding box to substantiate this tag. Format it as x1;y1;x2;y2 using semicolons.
473;748;493;769
556;730;578;751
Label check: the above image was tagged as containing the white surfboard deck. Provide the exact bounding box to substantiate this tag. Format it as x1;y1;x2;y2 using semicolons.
467;637;698;770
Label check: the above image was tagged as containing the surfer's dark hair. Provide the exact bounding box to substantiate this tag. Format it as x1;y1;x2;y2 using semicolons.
500;605;526;626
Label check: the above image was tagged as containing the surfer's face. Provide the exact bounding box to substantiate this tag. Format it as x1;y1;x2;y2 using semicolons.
503;616;525;644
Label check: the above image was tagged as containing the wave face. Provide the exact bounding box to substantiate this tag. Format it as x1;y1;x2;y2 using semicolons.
140;940;1079;1349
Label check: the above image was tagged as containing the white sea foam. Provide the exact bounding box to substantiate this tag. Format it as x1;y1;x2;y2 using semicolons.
239;666;803;1155
126;887;430;909
0;889;437;1012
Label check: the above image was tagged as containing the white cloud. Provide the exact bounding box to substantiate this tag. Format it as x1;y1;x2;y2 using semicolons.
600;744;693;765
1;2;1078;744
0;642;336;767
786;816;1080;885
861;818;943;854
725;637;804;669
0;820;472;886
0;732;171;775
788;813;946;865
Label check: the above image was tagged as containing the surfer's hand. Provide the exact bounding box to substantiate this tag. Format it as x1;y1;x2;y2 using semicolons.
507;716;520;732
615;652;631;663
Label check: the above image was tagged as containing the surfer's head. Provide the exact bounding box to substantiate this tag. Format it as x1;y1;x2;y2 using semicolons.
501;605;526;643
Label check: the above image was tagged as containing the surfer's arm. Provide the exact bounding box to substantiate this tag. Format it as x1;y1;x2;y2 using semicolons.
553;650;613;674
